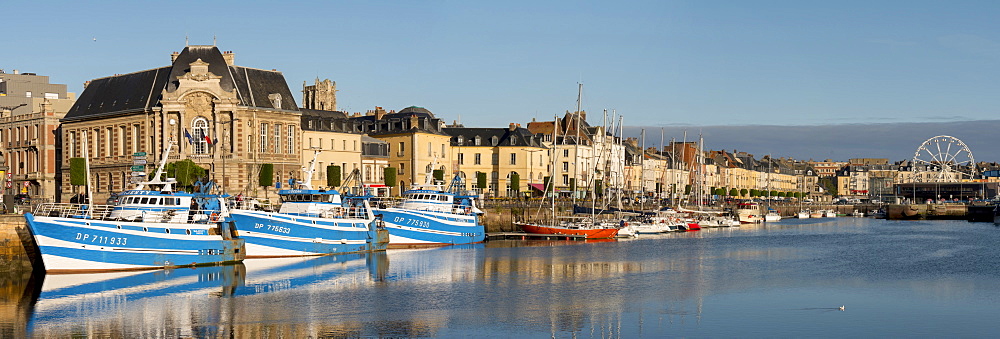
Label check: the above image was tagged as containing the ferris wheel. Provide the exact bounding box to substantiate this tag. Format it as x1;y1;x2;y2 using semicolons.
912;135;976;182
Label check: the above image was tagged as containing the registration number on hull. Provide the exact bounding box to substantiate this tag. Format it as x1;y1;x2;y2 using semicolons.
392;217;430;228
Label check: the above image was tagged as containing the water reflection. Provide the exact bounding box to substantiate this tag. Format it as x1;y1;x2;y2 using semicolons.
6;219;1000;337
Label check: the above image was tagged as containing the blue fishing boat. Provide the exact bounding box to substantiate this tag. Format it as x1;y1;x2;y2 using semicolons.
23;142;244;273
228;150;389;257
373;171;485;247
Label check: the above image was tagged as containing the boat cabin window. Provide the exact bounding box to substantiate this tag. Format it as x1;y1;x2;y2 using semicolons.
438;195;448;202
140;197;149;204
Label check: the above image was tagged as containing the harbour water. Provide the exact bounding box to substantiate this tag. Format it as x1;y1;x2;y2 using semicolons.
4;217;1000;337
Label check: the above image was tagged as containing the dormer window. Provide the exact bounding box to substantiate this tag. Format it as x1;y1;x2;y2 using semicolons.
491;136;499;146
510;136;517;145
457;136;464;144
474;136;481;146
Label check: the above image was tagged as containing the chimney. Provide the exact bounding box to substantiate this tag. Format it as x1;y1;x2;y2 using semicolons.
509;123;516;131
222;50;235;65
170;52;179;63
375;106;386;120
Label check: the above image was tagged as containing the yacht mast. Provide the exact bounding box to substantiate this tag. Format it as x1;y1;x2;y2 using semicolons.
573;83;582;208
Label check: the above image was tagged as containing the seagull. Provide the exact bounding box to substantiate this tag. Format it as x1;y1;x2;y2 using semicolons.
839;305;845;311
93;37;97;42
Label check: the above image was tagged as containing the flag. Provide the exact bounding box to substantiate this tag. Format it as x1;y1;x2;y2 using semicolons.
184;129;193;144
204;135;212;145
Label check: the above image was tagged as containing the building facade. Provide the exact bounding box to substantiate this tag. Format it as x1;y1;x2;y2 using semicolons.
445;123;548;197
59;46;301;202
0;71;75;204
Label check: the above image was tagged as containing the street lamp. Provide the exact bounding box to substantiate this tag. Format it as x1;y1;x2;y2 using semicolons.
214;118;240;194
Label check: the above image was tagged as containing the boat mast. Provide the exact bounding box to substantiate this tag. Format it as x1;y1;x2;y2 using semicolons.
550;115;560;224
83;131;93;216
640;128;646;210
573;83;582;209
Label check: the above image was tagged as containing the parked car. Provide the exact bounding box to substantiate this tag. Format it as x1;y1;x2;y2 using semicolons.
13;194;30;205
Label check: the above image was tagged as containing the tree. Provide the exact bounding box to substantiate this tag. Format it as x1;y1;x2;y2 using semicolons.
510;172;521;195
476;172;487;190
740;188;748;197
595;179;603;198
327;165;341;187
715;188;726;196
543;176;552;194
70;157;87;186
258;164;274;187
569;178;576;192
433;169;444;182
685;184;692;195
384;167;397;195
166;159;208;190
729;188;738;196
770;190;779;197
750;189;759;197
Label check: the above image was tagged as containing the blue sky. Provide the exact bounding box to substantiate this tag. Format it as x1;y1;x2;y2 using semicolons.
6;1;1000;159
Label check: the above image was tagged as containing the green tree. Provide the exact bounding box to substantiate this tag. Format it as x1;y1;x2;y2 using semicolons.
770;190;779;197
510;172;521;194
729;188;738;196
750;189;759;197
715;188;726;196
595;179;603;197
70;157;87;186
569;178;576;192
384;167;397;195
258;164;274;187
166;159;208;190
740;188;748;197
433;169;444;182
685;184;692;195
327;165;341;187
476;172;487;189
543;176;552;194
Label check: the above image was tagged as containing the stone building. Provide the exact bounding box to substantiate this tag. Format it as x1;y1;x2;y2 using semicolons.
444;123;548;197
0;71;75;203
301;78;337;111
299;108;362;189
59;45;300;202
349;106;451;195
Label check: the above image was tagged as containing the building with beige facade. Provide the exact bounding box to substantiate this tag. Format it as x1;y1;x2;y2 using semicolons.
59;45;300;202
0;71;75;205
445;123;548;197
348;106;451;196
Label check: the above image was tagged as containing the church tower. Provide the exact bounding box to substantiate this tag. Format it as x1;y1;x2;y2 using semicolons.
302;78;337;111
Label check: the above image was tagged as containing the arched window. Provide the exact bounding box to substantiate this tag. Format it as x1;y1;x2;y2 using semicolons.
192;118;209;154
491;136;499;146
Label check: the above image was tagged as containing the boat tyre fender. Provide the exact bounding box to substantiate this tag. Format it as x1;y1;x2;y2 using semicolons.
210;212;221;222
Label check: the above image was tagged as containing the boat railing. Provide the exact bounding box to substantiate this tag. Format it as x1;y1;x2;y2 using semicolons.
32;203;223;224
33;203;115;220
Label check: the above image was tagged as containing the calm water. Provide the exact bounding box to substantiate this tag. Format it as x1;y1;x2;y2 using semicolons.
4;217;1000;338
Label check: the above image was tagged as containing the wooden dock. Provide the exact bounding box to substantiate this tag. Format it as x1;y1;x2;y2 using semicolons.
487;232;589;240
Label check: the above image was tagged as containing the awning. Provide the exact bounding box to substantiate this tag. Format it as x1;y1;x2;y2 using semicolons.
364;184;387;188
529;183;545;191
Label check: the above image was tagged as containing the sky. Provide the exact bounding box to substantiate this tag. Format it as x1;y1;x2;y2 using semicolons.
6;1;1000;161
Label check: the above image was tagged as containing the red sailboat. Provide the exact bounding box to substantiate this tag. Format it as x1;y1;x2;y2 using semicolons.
515;221;620;239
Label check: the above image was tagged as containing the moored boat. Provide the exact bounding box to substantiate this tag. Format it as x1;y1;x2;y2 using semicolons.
515;219;620;239
736;202;763;224
23;142;244;273
373;174;486;247
229;150;388;257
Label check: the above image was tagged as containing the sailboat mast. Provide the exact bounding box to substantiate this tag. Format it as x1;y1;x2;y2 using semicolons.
640;128;646;209
573;83;582;208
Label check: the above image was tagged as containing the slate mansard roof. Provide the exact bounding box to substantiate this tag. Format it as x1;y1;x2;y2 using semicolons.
444;126;546;148
64;46;298;121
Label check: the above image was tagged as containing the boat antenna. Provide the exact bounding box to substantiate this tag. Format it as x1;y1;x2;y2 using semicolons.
300;147;321;190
